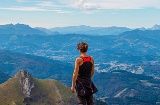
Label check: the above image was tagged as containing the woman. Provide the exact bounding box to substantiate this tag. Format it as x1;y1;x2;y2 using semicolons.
71;42;97;105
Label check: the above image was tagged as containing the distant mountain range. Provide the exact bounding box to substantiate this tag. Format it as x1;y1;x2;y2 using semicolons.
0;28;160;78
1;23;160;35
48;25;132;35
0;23;47;35
149;24;160;30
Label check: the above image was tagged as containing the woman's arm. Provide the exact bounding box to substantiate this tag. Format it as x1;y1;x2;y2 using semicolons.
71;58;80;93
91;57;94;78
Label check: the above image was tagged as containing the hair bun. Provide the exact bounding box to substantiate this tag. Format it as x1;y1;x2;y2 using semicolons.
77;42;88;53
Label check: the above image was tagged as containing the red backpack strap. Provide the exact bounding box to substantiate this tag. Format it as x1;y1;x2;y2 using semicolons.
81;56;91;62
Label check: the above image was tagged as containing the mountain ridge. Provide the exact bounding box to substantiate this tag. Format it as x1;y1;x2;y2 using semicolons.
93;70;160;105
0;23;47;35
1;23;160;36
0;50;73;85
0;70;78;105
0;29;160;79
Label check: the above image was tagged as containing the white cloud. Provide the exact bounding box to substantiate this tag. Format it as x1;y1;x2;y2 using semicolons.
95;0;160;9
73;0;99;10
5;0;160;15
68;0;160;10
36;1;55;7
0;7;72;14
0;7;43;11
14;0;160;10
16;0;26;3
0;0;73;14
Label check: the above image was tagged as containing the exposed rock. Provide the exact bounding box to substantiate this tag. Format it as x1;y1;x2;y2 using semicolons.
15;70;34;97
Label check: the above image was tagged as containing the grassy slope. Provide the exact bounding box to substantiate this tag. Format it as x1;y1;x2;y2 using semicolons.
0;77;77;105
0;78;24;105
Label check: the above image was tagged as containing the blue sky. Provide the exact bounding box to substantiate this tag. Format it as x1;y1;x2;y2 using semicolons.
0;0;160;28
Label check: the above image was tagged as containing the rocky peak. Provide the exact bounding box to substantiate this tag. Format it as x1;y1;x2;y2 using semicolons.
15;70;34;97
151;24;160;30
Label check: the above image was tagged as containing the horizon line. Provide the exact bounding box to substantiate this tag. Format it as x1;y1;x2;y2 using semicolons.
0;23;159;29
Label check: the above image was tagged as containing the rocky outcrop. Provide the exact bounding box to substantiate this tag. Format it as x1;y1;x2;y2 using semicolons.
0;70;78;105
15;70;34;97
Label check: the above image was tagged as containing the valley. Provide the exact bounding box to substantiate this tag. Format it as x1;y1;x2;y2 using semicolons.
0;24;160;104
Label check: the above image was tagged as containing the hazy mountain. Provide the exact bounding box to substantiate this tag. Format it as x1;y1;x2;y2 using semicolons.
0;70;77;105
1;29;160;78
135;24;160;31
0;70;10;84
0;23;47;35
135;27;146;31
49;25;132;35
35;27;60;35
149;24;160;30
0;24;133;36
0;50;73;86
93;70;160;105
1;23;160;36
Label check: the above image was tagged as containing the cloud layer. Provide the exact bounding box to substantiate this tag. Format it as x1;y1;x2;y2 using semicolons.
0;0;72;14
1;0;160;14
71;0;160;10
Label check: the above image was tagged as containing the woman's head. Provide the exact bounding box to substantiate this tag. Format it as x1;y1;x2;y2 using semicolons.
77;42;88;53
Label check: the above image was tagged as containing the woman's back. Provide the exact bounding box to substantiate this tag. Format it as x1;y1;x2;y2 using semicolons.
71;42;97;105
78;56;93;80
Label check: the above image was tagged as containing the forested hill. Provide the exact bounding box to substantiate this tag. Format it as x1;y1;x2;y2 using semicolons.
0;50;73;85
93;70;160;105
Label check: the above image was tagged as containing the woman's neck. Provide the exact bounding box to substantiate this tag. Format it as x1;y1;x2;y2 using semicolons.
80;52;88;57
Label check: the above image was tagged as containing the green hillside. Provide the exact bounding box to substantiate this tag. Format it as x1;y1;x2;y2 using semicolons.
0;70;77;105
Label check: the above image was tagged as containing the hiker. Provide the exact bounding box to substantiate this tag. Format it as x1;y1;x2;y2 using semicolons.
71;42;97;105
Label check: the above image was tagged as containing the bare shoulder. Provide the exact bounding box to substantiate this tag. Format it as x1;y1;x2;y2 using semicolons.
75;57;82;62
90;56;94;63
90;56;94;60
76;57;82;60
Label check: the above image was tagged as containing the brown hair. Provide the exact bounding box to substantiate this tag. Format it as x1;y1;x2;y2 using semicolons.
77;42;88;52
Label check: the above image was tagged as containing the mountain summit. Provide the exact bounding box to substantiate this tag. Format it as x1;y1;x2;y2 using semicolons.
151;24;160;30
14;70;34;98
0;70;77;105
49;25;132;35
0;23;47;35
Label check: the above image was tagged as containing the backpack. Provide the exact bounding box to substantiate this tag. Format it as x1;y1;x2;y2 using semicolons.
76;79;98;97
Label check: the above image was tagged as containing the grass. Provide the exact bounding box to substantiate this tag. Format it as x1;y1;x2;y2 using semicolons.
0;76;77;105
0;78;25;105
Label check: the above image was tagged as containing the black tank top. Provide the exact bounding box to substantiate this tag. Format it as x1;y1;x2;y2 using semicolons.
78;56;92;80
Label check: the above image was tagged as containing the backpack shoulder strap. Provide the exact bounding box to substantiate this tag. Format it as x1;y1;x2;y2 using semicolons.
81;56;91;62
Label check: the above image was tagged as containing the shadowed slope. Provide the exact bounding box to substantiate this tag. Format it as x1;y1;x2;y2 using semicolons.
0;70;10;84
